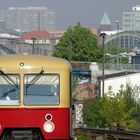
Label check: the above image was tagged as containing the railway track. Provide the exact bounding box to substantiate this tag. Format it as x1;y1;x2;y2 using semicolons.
75;128;140;140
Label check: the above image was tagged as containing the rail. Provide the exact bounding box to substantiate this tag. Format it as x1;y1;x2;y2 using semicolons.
75;128;140;140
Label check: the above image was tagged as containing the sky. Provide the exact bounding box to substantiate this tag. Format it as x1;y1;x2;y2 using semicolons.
0;0;140;29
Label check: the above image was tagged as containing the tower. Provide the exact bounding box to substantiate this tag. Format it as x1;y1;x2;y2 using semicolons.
100;12;112;31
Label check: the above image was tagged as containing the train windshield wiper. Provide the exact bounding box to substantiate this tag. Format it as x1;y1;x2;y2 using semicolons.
25;69;44;95
0;70;18;88
25;69;44;88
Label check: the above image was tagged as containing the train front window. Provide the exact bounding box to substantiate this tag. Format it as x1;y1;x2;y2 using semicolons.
24;74;60;105
0;74;20;105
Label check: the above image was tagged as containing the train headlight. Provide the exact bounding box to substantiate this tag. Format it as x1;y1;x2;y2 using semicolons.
43;122;55;133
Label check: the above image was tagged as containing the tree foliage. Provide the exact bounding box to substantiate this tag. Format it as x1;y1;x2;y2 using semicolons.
106;45;127;55
105;45;129;64
83;85;140;130
53;23;102;62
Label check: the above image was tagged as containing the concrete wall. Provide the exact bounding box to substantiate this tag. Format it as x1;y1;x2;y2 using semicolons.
100;72;140;97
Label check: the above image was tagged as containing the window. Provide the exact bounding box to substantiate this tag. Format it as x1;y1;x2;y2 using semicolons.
24;74;60;105
0;74;20;105
124;19;130;22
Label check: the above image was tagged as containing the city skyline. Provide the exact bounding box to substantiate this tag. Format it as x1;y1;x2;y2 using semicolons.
0;0;140;29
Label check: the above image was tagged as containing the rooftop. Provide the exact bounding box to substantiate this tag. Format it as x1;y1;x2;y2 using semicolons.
9;7;48;10
20;30;54;41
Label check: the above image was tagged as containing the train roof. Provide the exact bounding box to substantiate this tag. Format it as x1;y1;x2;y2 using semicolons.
0;54;71;71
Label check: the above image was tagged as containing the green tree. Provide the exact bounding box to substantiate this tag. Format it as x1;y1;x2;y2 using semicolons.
53;23;102;62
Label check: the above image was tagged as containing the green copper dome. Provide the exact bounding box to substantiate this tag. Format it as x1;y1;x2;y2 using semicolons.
100;12;111;25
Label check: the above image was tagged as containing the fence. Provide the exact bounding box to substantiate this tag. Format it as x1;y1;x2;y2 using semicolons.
71;61;140;73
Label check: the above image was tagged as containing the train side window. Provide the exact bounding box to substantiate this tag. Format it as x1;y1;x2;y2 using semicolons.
0;74;20;105
24;74;60;105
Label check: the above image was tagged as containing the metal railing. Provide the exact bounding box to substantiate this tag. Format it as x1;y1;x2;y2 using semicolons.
0;44;16;54
71;61;140;72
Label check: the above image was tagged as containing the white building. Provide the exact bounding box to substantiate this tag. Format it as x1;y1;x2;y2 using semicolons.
123;5;140;30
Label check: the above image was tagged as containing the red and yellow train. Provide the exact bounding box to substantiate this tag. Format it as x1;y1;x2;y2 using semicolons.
0;54;72;140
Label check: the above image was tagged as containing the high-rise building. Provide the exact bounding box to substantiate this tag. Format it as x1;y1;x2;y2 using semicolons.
122;5;140;30
0;7;55;31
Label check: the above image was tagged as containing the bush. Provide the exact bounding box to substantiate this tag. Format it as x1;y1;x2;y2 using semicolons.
83;85;140;130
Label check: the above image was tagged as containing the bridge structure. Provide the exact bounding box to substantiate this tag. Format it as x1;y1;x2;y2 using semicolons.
0;43;16;55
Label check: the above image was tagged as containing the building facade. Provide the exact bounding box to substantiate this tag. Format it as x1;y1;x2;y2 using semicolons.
123;5;140;30
0;7;55;31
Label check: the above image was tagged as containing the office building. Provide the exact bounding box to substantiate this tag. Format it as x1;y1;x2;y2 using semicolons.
0;7;55;31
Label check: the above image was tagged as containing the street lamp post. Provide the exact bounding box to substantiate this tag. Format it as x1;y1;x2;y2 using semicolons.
116;20;119;70
100;32;106;97
31;38;36;54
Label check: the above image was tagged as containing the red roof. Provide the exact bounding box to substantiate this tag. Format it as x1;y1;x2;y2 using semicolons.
20;30;54;41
